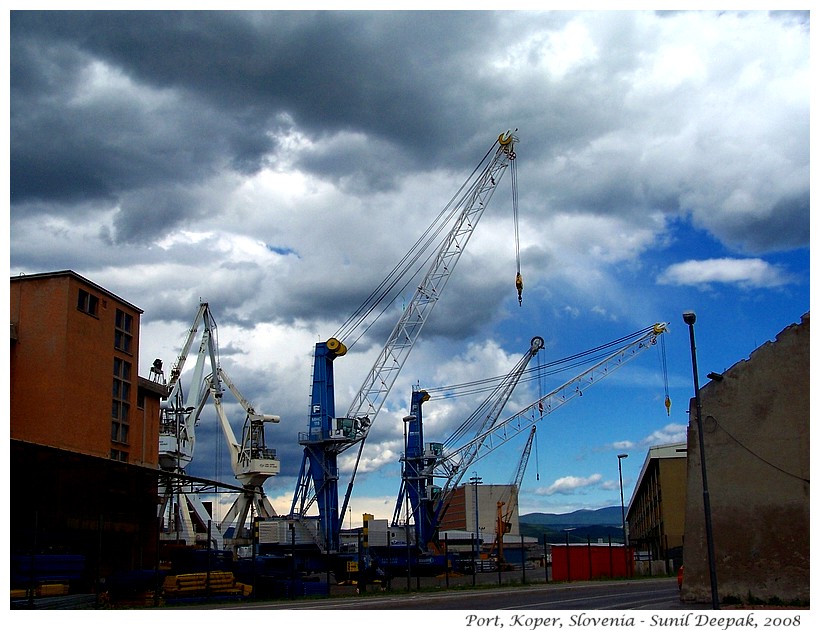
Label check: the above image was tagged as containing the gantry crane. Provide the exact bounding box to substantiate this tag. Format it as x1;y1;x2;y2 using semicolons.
395;323;669;553
290;131;520;552
392;335;545;552
157;303;221;547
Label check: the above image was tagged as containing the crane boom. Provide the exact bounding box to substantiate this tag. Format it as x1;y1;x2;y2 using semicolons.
436;335;544;499
511;425;536;501
400;323;668;552
344;131;518;442
431;323;669;477
210;367;280;547
489;425;536;564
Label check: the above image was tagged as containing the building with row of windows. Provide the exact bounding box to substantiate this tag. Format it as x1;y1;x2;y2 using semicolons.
10;270;168;590
624;443;687;574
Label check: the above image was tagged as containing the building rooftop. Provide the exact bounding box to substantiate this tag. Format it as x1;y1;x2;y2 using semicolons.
626;441;687;512
11;269;143;314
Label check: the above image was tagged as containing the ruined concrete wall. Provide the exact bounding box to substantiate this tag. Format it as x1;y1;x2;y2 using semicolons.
681;313;809;605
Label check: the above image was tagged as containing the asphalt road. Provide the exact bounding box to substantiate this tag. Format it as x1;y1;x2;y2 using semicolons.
201;577;712;611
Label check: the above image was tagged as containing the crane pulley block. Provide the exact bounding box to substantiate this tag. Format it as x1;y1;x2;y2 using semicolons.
326;337;347;356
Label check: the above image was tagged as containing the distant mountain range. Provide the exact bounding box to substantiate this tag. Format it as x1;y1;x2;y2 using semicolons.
520;506;623;527
519;506;626;544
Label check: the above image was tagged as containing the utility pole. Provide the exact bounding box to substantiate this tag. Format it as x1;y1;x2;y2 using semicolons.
683;311;720;610
618;453;629;577
471;472;482;575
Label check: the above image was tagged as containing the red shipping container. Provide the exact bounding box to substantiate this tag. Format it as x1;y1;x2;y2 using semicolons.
551;543;633;581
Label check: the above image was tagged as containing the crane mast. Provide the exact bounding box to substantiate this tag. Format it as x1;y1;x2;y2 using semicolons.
291;131;519;552
345;131;518;439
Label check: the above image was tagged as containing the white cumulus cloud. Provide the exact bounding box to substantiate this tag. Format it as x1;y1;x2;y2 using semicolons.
657;258;791;289
537;473;604;496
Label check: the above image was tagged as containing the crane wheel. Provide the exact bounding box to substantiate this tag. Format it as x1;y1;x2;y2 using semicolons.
498;131;514;146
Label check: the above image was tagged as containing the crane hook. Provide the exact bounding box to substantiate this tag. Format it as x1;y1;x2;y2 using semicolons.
515;272;524;306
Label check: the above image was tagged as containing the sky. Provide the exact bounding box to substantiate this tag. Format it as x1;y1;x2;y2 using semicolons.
7;9;811;530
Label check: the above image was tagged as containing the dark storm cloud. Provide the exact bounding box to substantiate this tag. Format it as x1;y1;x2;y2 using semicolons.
707;191;811;255
10;11;504;210
10;10;810;295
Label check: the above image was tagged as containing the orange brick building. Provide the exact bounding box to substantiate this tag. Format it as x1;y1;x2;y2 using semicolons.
10;270;166;590
11;270;164;464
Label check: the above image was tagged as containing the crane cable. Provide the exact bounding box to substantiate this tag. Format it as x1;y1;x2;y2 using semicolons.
424;324;660;400
438;325;657;447
512;157;523;306
534;347;542;481
332;141;497;348
660;332;671;415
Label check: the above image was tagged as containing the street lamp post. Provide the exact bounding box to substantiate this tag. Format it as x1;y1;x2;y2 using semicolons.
683;311;720;610
471;472;482;577
617;453;629;577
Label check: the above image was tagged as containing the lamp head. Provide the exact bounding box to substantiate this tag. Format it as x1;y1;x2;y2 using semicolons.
682;311;697;325
618;453;628;459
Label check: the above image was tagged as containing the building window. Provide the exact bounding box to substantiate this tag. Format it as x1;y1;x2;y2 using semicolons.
110;449;129;462
112;357;131;446
77;289;99;317
114;309;133;353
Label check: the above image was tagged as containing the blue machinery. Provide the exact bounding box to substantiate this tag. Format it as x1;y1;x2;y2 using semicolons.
289;131;520;552
392;323;669;554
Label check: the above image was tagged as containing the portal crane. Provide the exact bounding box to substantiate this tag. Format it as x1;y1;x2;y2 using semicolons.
157;303;222;547
397;323;669;552
392;335;544;552
291;131;520;552
209;367;281;550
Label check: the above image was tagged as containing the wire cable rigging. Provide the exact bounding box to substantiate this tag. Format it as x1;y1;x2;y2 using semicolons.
332;143;497;349
424;324;660;401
